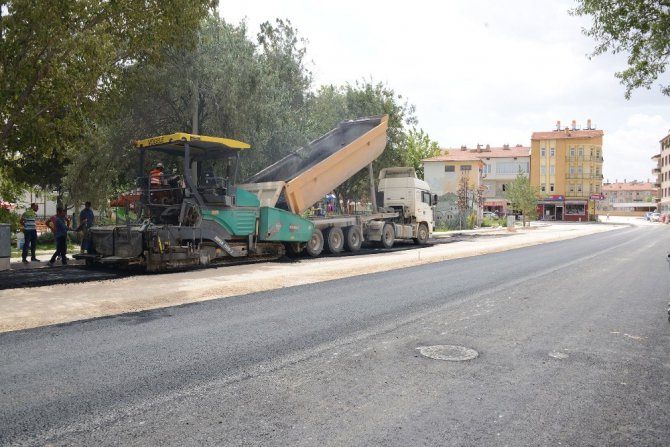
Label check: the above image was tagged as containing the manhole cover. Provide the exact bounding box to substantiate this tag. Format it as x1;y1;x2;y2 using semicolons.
417;345;479;361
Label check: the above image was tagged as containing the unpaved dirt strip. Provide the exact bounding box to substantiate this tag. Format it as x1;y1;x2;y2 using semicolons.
0;223;624;332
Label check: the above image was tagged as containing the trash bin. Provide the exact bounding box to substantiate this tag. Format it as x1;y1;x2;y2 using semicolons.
0;223;10;271
16;231;24;250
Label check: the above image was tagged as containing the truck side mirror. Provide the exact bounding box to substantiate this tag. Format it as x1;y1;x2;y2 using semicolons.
432;194;438;206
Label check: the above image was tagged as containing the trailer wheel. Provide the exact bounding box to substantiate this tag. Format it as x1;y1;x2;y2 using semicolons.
306;228;324;257
324;227;344;254
344;226;362;252
414;223;429;245
381;223;395;249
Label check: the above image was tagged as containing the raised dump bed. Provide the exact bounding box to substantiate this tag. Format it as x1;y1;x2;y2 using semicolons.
240;115;388;214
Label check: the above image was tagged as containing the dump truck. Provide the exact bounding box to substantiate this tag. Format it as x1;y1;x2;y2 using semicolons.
239;115;436;256
75;115;435;271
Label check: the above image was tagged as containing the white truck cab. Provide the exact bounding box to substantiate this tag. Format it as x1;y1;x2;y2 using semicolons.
378;167;436;235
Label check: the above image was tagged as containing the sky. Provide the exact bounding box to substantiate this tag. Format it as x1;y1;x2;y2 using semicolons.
219;0;670;184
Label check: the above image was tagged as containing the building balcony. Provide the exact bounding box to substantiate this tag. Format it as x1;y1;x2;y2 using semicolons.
565;173;604;180
652;167;661;175
565;156;603;162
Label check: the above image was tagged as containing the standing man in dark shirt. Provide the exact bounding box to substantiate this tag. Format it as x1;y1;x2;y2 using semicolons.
78;201;95;253
48;208;70;266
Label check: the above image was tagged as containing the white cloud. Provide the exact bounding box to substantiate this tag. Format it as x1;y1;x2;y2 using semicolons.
219;0;670;182
604;114;669;183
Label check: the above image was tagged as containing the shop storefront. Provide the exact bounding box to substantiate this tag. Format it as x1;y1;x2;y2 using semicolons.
484;199;508;215
537;196;590;221
563;200;588;222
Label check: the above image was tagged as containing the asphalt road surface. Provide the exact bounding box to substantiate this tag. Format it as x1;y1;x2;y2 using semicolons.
1;225;669;446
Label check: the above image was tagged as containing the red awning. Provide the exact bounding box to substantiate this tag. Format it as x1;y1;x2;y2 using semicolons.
484;199;508;205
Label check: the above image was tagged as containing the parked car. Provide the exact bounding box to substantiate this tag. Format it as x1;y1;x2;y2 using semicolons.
644;211;655;221
483;211;499;219
650;212;661;222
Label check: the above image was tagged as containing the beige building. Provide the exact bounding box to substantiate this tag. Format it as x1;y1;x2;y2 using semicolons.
599;181;658;213
530;120;604;221
423;150;485;227
654;132;670;213
478;145;530;215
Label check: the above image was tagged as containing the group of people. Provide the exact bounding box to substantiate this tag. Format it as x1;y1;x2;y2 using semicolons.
20;201;95;266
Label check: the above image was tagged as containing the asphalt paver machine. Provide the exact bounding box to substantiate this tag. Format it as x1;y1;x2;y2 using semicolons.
75;133;314;271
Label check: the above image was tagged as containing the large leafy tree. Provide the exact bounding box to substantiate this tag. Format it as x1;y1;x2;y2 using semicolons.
571;0;670;99
0;0;216;197
86;16;313;196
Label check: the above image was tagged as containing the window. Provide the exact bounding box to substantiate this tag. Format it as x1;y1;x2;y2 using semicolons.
541;184;546;192
496;161;528;174
578;147;583;156
550;183;555;192
550;148;555;157
421;191;432;204
541;148;546;157
569;184;574;192
460;165;471;171
577;184;582;192
445;165;455;172
540;166;546;175
549;166;555;175
483;164;491;174
570;148;575;157
566;204;585;215
502;184;507;192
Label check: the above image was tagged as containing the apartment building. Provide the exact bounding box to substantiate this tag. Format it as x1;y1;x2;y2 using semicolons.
423;150;485;227
530;120;604;221
598;181;658;213
478;145;530;215
655;132;670;213
423;145;530;222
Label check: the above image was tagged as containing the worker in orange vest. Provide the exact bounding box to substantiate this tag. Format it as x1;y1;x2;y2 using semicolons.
150;163;164;187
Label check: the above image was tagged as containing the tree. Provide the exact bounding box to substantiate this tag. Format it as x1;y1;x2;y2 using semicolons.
570;0;670;99
403;128;440;179
456;169;472;229
506;170;539;227
61;15;316;205
0;0;216;194
306;80;418;204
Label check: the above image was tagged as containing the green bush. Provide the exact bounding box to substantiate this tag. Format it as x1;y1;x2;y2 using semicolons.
0;209;20;232
467;213;476;229
480;217;496;227
37;231;55;244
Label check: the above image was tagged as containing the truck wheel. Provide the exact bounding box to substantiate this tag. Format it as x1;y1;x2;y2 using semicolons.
324;227;344;254
344;226;362;252
381;223;395;249
414;223;429;245
306;229;324;257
